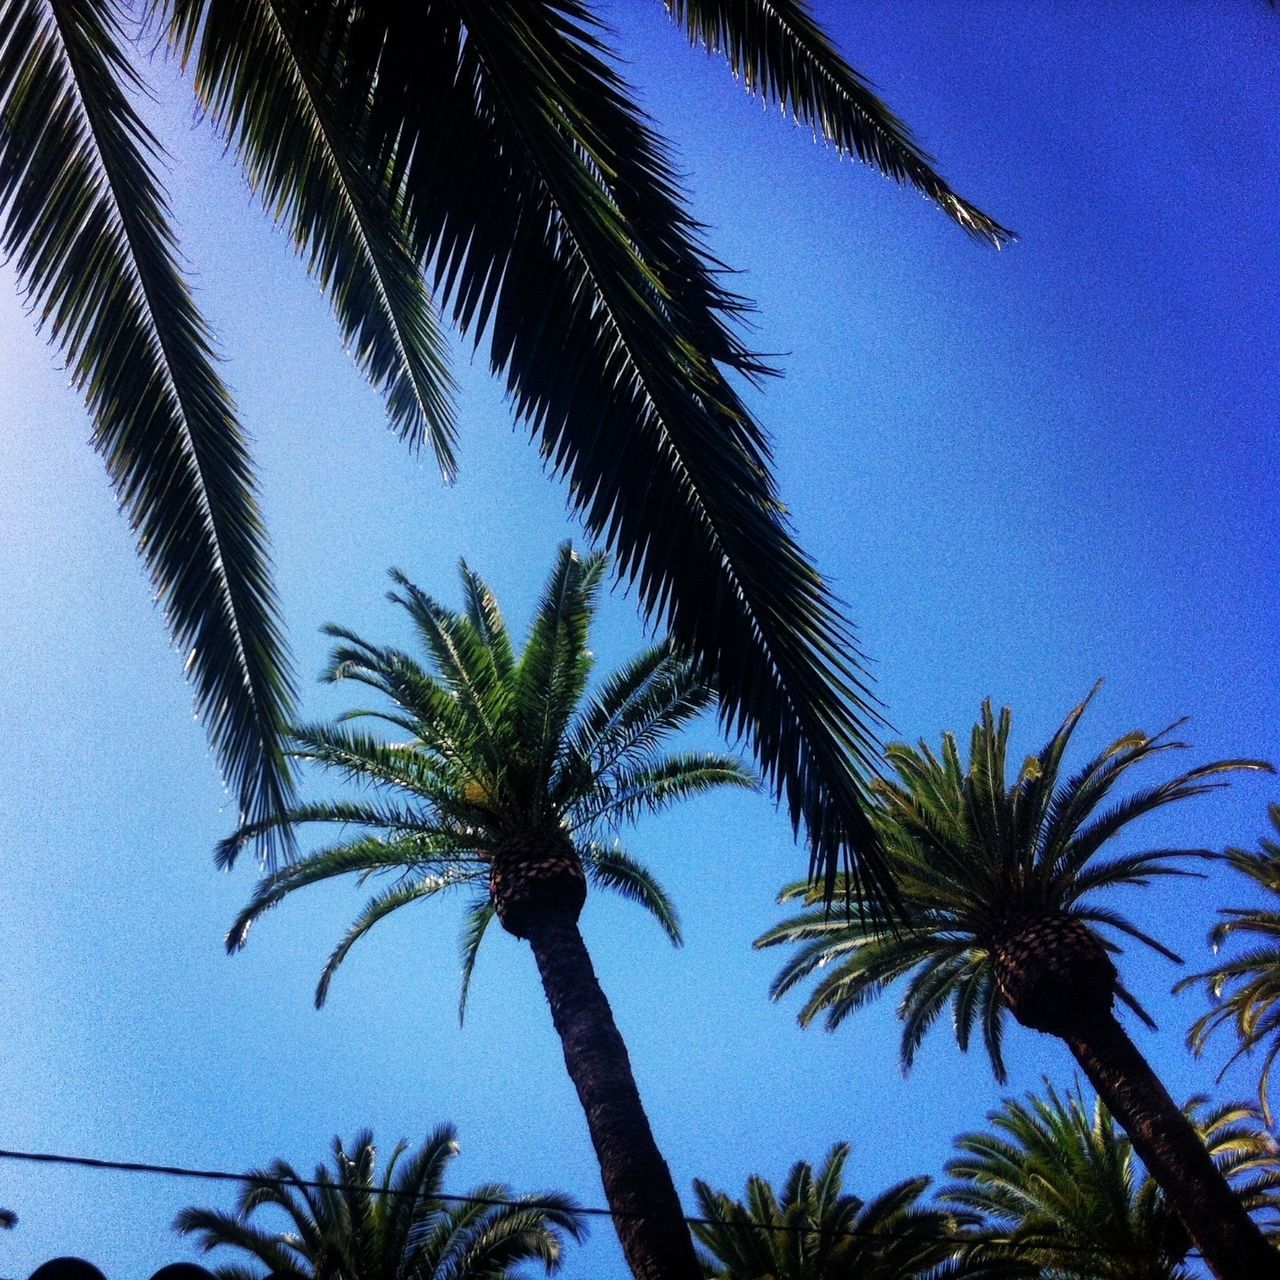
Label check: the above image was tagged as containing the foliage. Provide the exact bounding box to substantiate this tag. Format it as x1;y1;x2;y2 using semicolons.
1178;804;1280;1121
0;0;1007;886
942;1082;1280;1279
222;543;755;1012
755;684;1270;1080
691;1142;976;1280
175;1126;585;1278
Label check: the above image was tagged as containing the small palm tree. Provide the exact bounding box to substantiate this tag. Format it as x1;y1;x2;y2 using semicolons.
175;1126;585;1279
943;1083;1280;1280
1177;805;1280;1121
756;687;1275;1280
222;544;756;1280
691;1142;972;1280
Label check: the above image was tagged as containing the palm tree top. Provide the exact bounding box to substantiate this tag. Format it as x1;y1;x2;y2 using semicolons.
175;1126;587;1279
756;685;1273;1080
692;1141;976;1280
942;1080;1280;1279
222;543;755;1013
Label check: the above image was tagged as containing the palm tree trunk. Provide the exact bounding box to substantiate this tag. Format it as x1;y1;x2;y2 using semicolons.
523;907;701;1280
1063;1008;1280;1279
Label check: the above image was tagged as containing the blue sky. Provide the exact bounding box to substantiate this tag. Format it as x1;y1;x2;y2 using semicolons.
0;3;1276;1276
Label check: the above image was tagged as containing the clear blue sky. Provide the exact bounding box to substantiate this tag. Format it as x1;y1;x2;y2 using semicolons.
0;3;1276;1276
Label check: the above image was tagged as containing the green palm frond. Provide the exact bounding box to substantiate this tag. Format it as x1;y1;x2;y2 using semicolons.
1178;805;1280;1121
758;690;1270;1079
583;843;682;945
660;0;1012;246
176;1128;583;1278
0;0;296;861
164;0;457;474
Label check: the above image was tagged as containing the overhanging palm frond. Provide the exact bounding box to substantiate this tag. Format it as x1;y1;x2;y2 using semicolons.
163;0;457;474
0;0;296;861
660;0;1012;246
290;0;891;905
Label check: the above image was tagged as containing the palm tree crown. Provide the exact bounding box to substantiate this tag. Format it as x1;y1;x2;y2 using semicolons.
756;686;1266;1081
1178;804;1280;1121
0;0;1008;884
174;1126;586;1279
691;1143;976;1280
224;543;753;1011
942;1083;1280;1280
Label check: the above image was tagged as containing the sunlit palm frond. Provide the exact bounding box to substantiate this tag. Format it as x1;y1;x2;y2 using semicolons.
163;0;457;473
660;0;1012;246
0;0;296;861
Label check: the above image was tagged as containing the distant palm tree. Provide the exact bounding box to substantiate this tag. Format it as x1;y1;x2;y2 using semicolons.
222;544;756;1280
175;1126;584;1279
756;687;1276;1280
1177;805;1280;1121
943;1082;1280;1280
692;1142;974;1280
0;0;1008;880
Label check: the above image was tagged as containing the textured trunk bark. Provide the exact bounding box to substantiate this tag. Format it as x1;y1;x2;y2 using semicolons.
1063;1009;1280;1280
523;908;701;1280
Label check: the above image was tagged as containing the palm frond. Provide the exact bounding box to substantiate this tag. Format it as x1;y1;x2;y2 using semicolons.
164;0;456;473
583;843;682;945
0;0;296;861
659;0;1012;245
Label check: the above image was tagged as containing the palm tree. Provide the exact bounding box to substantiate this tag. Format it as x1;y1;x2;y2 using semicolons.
691;1142;977;1280
174;1126;585;1278
0;0;1010;881
942;1082;1280;1280
755;687;1277;1280
221;544;756;1280
1177;805;1280;1122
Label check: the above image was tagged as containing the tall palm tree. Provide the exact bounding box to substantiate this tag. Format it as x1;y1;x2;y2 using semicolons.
755;687;1277;1280
942;1083;1280;1280
1177;805;1280;1122
174;1126;585;1278
221;544;757;1280
691;1142;977;1280
0;0;1010;881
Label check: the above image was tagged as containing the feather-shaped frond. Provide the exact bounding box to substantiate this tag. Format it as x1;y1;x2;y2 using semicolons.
659;0;1012;246
163;0;457;473
0;0;296;861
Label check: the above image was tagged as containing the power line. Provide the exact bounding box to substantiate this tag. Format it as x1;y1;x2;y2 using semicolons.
0;1145;1220;1262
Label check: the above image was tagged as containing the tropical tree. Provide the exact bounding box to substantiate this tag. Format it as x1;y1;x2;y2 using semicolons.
1177;805;1280;1122
691;1142;978;1280
174;1126;585;1279
0;0;1010;881
220;544;757;1280
755;687;1277;1280
942;1082;1280;1280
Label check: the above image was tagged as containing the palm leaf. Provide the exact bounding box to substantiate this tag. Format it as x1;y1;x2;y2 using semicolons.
164;0;457;473
0;0;296;860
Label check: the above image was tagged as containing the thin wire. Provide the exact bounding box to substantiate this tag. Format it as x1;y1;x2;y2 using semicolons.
0;1145;1213;1261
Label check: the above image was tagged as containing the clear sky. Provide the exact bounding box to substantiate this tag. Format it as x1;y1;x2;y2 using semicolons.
0;3;1276;1276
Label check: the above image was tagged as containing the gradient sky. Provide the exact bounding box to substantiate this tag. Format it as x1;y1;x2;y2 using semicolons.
0;3;1276;1277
